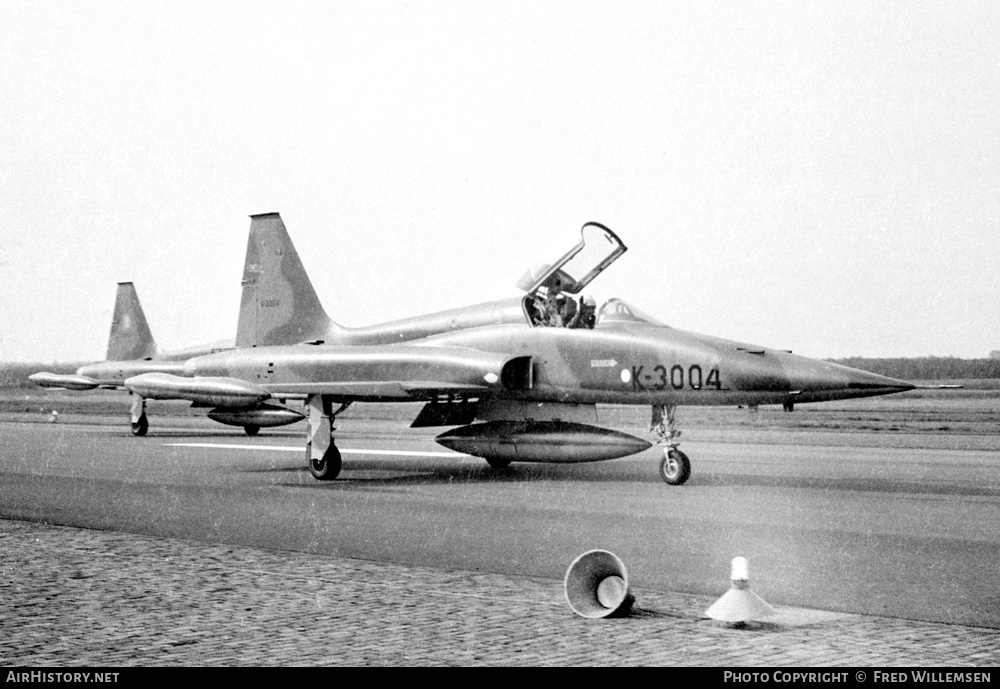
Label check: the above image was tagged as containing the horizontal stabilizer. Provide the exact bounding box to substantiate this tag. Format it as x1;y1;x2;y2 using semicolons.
124;372;271;408
29;372;99;391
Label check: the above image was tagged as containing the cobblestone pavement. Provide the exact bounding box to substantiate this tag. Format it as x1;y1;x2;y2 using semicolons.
1;519;997;667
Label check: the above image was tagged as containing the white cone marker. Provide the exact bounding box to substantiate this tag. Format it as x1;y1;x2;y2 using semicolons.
705;556;777;623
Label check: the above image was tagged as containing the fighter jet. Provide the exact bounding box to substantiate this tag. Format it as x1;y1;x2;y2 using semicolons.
123;214;920;485
30;282;236;436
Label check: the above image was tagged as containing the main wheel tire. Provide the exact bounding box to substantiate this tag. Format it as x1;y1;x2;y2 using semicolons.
310;444;342;480
659;449;690;485
244;425;260;437
485;456;513;469
131;414;149;437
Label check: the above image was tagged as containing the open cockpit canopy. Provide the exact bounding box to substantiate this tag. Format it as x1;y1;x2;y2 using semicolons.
518;223;627;328
517;222;626;295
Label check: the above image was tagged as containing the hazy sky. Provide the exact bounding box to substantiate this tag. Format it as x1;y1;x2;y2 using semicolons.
2;1;998;363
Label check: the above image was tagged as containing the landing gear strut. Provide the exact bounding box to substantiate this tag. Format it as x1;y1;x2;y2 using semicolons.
307;395;351;480
651;404;690;485
130;394;148;437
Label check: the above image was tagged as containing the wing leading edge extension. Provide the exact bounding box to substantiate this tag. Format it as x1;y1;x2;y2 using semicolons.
126;345;532;404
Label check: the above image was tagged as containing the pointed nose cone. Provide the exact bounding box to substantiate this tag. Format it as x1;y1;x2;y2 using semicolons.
787;357;915;403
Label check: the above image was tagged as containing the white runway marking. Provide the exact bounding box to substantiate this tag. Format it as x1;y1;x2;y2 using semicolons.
164;442;466;458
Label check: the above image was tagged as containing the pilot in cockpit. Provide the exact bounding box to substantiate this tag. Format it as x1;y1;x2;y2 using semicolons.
576;295;597;329
543;289;563;327
529;289;596;329
558;294;578;327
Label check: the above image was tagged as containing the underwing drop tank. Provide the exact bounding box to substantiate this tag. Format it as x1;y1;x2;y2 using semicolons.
435;421;652;463
207;404;305;428
28;372;99;391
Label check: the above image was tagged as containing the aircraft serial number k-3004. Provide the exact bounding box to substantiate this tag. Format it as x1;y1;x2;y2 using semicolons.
123;214;918;485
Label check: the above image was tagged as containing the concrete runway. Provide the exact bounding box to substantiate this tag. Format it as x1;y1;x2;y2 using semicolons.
2;412;1000;629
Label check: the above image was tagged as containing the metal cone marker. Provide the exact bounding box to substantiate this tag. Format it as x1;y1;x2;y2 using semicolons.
705;556;776;623
564;550;634;618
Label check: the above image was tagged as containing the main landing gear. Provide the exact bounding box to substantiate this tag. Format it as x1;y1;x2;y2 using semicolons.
307;395;351;480
130;394;148;437
651;404;690;485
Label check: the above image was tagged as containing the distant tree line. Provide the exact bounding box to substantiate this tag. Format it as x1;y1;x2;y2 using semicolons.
828;357;1000;380
0;363;82;389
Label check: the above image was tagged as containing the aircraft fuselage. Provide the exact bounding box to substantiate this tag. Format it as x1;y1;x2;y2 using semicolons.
182;321;912;408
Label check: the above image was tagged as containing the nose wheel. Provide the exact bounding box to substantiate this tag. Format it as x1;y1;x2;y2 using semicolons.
659;448;691;485
651;404;690;485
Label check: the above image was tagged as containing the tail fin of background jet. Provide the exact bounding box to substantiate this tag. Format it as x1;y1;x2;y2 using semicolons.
236;213;334;348
106;282;161;361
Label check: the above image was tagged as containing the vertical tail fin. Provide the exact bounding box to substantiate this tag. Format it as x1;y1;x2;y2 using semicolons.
236;213;333;348
106;282;160;361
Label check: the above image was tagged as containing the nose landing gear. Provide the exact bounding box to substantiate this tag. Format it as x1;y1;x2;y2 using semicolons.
651;404;690;485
